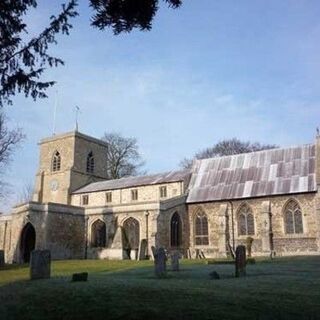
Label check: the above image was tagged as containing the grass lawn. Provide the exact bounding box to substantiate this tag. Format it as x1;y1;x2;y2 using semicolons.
1;256;320;320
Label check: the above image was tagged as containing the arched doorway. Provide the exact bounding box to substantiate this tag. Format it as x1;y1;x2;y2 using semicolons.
171;212;182;247
20;223;36;263
122;217;140;259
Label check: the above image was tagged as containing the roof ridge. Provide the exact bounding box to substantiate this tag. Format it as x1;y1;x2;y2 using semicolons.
72;169;191;194
195;142;315;164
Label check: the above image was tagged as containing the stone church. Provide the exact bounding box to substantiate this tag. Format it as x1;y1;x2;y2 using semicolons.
0;130;319;263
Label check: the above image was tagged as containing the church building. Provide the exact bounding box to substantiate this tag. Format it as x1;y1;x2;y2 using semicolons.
0;130;319;263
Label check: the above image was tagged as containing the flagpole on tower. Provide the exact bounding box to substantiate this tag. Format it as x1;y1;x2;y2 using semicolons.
75;105;80;132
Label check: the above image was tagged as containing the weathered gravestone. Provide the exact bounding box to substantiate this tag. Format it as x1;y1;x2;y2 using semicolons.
138;239;147;261
171;251;179;271
151;245;156;260
154;247;167;277
209;271;220;280
72;272;88;282
235;245;246;278
0;250;5;267
30;250;51;280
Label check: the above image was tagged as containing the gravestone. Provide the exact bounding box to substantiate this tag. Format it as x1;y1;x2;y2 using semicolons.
72;272;88;282
30;250;51;280
235;245;246;278
171;251;179;271
138;239;147;261
154;247;166;277
151;246;156;260
209;271;220;279
0;250;5;267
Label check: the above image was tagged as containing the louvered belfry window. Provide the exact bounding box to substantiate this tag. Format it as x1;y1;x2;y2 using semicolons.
237;204;255;236
195;211;209;245
86;152;94;173
284;200;303;234
52;151;61;172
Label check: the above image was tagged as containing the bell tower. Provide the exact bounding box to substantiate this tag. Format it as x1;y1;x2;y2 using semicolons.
33;131;108;205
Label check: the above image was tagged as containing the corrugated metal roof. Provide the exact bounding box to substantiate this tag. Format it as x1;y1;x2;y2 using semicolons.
187;144;317;203
73;170;191;194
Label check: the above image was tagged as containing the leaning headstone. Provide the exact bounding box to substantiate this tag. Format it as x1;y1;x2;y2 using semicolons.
138;239;147;260
72;272;88;282
171;251;179;271
30;250;51;280
0;250;5;267
235;245;246;278
154;247;167;277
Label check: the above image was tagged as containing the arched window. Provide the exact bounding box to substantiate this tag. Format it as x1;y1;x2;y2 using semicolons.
284;200;303;234
52;151;61;172
171;212;182;247
195;211;209;245
237;204;255;236
123;217;140;250
86;152;94;174
91;220;106;247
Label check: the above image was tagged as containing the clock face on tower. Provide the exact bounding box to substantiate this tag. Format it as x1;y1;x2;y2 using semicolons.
50;179;59;191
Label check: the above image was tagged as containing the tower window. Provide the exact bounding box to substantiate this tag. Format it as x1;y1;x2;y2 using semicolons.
131;189;138;201
82;195;89;205
159;186;167;198
106;192;112;203
86;152;94;174
52;151;61;172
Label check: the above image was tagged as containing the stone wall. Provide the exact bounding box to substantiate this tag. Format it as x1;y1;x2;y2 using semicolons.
156;196;189;254
85;207;158;259
0;202;85;263
71;181;184;207
83;195;188;259
187;192;319;258
0;215;12;263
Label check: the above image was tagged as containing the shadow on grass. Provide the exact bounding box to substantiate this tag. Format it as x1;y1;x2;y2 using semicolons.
0;264;29;271
1;257;320;320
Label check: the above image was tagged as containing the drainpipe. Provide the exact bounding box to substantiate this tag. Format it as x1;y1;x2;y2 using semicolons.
268;201;274;258
227;201;235;252
84;216;89;259
145;211;150;259
3;221;7;250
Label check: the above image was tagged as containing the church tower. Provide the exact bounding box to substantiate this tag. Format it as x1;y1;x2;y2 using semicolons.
33;131;108;205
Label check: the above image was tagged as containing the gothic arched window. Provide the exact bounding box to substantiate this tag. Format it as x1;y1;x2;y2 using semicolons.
237;204;255;236
123;217;140;250
171;212;182;247
195;211;209;245
91;219;106;247
284;200;303;234
86;152;94;174
52;151;61;172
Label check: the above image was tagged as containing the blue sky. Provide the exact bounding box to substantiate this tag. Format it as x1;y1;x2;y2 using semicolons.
2;0;320;211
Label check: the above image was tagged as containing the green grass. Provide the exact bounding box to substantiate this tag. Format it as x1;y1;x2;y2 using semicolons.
1;256;320;320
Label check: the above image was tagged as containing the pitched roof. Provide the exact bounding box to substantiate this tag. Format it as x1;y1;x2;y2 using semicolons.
187;144;316;203
73;170;191;194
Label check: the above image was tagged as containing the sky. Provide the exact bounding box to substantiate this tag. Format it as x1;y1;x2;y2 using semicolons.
2;0;320;212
